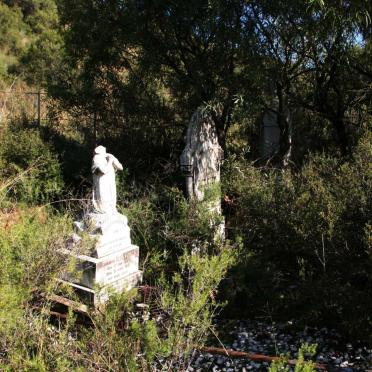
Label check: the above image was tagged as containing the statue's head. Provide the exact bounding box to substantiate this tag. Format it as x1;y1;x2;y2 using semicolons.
94;145;106;155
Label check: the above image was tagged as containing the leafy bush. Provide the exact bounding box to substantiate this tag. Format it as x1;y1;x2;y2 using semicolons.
0;200;235;370
269;343;317;372
119;183;226;282
222;131;372;341
0;124;64;203
0;206;72;368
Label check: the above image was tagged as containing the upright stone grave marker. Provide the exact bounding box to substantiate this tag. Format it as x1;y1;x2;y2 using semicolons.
61;146;142;307
180;107;225;238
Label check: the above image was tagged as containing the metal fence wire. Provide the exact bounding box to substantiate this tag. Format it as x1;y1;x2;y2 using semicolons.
0;90;48;126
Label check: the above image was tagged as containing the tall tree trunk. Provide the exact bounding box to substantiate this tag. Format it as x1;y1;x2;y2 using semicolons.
276;81;293;167
216;126;226;153
211;111;228;154
331;116;350;157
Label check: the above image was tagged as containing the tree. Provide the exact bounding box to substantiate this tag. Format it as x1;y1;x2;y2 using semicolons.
251;0;371;162
297;0;372;156
0;2;27;81
55;0;371;164
55;0;262;150
250;0;313;165
0;0;63;86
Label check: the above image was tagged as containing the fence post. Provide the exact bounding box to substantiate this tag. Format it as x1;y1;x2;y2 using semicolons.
93;111;97;146
37;90;41;126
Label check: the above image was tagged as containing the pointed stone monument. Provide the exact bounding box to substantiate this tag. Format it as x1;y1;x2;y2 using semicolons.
61;146;142;306
180;108;223;202
180;108;225;238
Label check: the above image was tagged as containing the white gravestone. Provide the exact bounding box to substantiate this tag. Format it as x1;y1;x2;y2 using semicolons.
61;146;142;307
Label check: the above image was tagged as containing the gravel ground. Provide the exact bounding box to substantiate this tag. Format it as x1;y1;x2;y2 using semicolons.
187;320;371;371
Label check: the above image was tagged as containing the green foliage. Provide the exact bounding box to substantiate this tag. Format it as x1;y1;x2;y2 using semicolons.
0;3;27;53
294;343;317;372
269;343;317;372
0;208;71;289
0;163;235;370
0;206;73;369
0;209;235;370
0;0;63;85
119;183;227;281
0;3;26;81
0;124;63;203
222;131;372;341
158;247;236;360
54;0;371;162
130;319;160;361
19;0;64;85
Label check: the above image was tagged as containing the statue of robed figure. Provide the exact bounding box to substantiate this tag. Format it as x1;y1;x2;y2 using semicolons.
63;145;141;308
92;145;123;214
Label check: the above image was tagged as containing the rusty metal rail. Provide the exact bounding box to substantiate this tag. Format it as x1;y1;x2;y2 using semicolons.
197;346;328;370
37;286;329;370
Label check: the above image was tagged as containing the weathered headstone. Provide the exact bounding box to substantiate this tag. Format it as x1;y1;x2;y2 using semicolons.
180;107;224;238
61;146;142;307
180;108;223;202
261;109;280;159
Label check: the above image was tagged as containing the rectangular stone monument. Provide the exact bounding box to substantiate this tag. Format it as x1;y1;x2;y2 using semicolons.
61;213;142;307
60;246;142;306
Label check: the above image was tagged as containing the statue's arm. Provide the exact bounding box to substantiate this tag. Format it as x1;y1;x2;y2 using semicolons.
92;155;112;174
108;154;123;171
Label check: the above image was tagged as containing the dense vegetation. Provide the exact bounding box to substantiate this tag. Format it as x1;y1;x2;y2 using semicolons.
0;0;371;369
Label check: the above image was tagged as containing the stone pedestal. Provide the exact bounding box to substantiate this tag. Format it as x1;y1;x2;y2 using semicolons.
61;212;142;307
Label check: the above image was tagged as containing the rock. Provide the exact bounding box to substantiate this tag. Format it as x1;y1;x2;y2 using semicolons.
333;357;342;364
216;357;224;365
188;321;370;372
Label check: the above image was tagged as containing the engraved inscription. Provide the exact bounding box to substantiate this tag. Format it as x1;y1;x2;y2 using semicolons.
105;271;143;292
96;247;139;285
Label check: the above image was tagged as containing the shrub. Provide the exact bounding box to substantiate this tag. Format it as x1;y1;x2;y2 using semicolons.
222;131;372;341
0;124;63;203
120;183;226;282
269;343;317;372
0;206;73;369
0;204;235;370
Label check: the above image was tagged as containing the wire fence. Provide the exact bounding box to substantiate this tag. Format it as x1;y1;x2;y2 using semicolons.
0;88;184;152
0;90;49;126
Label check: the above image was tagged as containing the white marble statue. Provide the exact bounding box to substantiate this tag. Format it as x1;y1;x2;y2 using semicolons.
63;146;142;308
71;145;132;258
92;145;123;214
